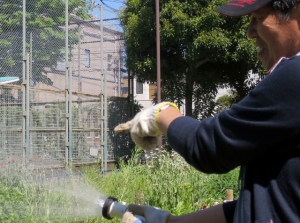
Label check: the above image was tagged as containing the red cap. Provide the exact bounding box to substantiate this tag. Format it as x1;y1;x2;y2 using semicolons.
216;0;272;17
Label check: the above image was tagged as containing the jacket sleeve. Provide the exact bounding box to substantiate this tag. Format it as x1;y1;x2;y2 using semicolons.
167;57;300;173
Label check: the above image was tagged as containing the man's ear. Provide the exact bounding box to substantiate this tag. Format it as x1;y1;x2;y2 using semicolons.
291;3;300;24
295;3;300;19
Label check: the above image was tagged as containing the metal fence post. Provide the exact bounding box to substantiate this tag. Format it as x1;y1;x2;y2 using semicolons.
22;0;30;164
26;53;30;161
99;6;107;171
69;62;73;163
65;0;69;166
104;69;108;171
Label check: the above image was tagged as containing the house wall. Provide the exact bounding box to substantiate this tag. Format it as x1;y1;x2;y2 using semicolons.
32;18;124;103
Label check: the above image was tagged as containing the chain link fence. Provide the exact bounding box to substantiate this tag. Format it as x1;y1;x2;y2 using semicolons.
0;0;132;170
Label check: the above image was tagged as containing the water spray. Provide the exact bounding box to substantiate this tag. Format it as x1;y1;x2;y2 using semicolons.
96;196;146;223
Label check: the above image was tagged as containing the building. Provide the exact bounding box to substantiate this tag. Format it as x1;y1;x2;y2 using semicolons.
122;75;157;109
33;16;124;102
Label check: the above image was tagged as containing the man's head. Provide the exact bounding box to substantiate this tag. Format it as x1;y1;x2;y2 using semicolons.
217;0;300;70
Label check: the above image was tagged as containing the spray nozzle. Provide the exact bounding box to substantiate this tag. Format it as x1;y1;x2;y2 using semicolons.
101;196;145;223
102;196;120;219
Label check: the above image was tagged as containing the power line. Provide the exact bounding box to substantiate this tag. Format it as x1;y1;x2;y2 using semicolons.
103;0;124;3
99;0;118;12
70;18;119;26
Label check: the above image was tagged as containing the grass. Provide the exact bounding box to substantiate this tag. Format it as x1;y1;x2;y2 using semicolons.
0;149;239;222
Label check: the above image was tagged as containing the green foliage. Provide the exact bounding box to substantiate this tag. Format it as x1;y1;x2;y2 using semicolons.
215;94;233;112
214;89;238;113
120;0;263;117
0;162;111;223
0;181;27;221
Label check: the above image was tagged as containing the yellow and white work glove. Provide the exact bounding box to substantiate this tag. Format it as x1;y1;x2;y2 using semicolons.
121;204;171;223
114;102;179;151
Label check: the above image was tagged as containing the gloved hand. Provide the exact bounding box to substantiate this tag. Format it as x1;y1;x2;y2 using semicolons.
122;204;171;223
114;102;179;151
121;211;135;223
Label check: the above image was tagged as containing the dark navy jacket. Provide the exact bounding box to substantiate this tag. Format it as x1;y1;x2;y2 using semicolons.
167;55;300;223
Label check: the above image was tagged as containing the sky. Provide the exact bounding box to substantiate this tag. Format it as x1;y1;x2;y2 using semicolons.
91;0;124;30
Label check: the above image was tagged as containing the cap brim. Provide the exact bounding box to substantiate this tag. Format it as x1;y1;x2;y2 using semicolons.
216;0;271;17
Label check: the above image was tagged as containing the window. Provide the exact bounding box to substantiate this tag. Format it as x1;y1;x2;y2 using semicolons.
17;89;22;102
107;54;112;63
56;51;66;71
87;111;92;137
56;60;65;71
122;87;128;94
85;49;90;67
149;84;157;99
94;118;100;137
136;81;143;94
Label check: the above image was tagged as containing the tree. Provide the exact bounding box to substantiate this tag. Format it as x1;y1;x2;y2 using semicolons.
0;0;91;85
215;90;236;113
108;98;143;161
120;0;264;118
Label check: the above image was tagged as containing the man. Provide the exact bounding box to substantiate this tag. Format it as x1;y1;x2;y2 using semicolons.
116;0;300;222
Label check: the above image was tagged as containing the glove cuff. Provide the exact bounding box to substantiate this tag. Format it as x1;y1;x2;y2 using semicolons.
154;102;179;123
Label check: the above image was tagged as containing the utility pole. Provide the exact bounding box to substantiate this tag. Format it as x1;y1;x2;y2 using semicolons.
156;0;161;104
156;0;162;149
